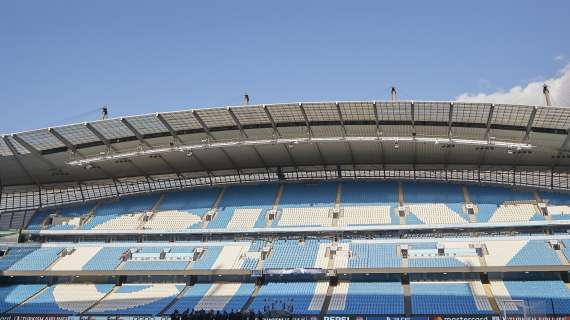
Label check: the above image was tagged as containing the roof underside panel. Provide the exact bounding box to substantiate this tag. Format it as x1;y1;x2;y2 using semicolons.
339;102;375;121
414;102;449;123
126;115;168;135
0;138;13;156
160;110;202;131
533;107;570;130
451;103;491;124
377;101;412;121
195;108;235;128
90;119;134;140
491;104;533;127
53;124;100;145
5;136;30;155
16;130;65;150
230;105;270;125
303;102;339;122
266;104;305;123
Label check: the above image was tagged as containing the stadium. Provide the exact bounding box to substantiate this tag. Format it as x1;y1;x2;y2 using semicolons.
1;100;570;319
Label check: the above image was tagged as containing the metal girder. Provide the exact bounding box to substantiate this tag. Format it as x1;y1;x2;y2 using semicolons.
84;123;149;178
373;101;386;165
84;123;116;151
227;107;268;168
48;128;77;154
479;104;496;166
523;106;538;142
11;134;60;170
120;118;180;175
192;110;240;170
561;130;570;152
336;102;355;164
298;103;326;165
227;107;247;139
155;113;209;172
48;128;117;180
261;106;296;167
2;136;40;186
444;103;454;167
262;105;279;138
411;101;417;165
484;104;495;140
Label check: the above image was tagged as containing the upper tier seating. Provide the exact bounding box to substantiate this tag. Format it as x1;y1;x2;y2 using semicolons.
247;282;324;315
165;282;255;314
209;185;277;229
328;281;404;315
410;281;493;315
347;242;401;268
8;247;62;271
0;285;46;313
279;182;337;207
146;189;221;229
81;194;160;230
404;182;469;225
491;280;570;315
484;240;561;266
264;239;324;269
11;284;113;314
25;182;570;232
469;186;538;223
88;283;184;315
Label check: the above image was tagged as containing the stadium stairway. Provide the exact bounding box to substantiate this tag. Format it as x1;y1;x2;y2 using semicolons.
480;276;500;314
3;285;50;314
402;276;412;317
201;187;226;229
319;282;334;316
81;285;117;315
140;194;166;229
240;283;261;313
159;284;190;315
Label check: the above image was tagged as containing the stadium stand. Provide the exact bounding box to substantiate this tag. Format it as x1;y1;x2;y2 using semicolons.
4;101;570;317
328;281;404;315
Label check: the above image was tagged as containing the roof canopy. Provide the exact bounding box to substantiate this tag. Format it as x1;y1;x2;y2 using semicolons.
1;101;569;187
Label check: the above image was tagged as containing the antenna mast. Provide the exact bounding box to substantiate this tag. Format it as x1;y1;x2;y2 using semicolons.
391;86;397;102
100;106;109;120
542;84;552;106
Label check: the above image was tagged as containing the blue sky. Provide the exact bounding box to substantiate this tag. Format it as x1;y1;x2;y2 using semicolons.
1;1;569;133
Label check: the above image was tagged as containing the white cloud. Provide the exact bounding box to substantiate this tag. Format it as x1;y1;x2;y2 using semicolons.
555;54;565;61
456;64;570;106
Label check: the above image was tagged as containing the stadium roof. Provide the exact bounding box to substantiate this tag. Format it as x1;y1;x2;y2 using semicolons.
1;100;569;187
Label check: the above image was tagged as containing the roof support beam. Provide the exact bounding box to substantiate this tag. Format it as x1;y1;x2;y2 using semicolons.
337;102;355;164
192;110;240;170
561;130;570;152
263;105;279;138
48;128;77;154
2;136;40;186
227;107;268;168
120;118;180;175
84;123;149;178
444;103;454;167
373;101;386;165
11;134;82;182
299;103;326;165
156;113;209;172
484;104;495;140
411;101;417;165
11;134;61;170
479;104;496;166
523;106;538;142
263;106;297;167
48;128;116;180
